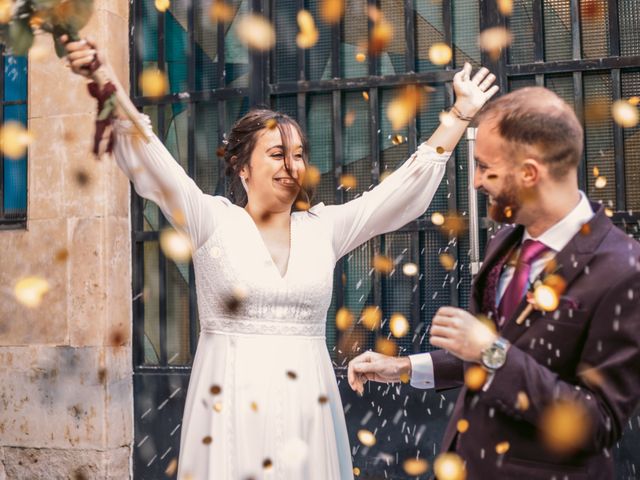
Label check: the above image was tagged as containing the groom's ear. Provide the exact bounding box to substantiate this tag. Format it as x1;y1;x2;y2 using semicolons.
520;158;543;188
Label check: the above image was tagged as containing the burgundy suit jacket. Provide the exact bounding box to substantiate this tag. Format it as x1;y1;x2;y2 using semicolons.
431;202;640;479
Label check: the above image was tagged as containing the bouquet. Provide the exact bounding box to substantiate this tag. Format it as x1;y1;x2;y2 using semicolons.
0;0;150;155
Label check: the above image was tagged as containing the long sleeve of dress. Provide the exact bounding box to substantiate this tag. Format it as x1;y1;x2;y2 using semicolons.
112;114;230;250
318;143;451;260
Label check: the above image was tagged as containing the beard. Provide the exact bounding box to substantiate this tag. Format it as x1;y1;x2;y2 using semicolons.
487;175;522;223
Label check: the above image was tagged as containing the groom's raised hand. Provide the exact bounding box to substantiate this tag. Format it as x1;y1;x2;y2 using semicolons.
347;351;412;395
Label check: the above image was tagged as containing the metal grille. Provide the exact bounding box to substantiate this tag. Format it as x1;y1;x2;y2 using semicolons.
619;0;640;56
622;70;640;210
543;0;572;62
452;0;481;67
509;0;535;64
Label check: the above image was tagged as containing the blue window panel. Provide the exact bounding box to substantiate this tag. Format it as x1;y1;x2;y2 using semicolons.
3;104;28;213
4;55;27;102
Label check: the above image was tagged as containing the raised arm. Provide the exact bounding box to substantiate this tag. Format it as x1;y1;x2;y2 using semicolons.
323;64;498;260
63;37;226;249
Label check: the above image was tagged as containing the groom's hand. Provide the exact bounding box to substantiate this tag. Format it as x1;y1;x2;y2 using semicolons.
429;306;497;363
347;351;411;395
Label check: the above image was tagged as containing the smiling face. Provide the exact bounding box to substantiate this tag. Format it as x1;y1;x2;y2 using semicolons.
474;118;526;223
240;125;307;211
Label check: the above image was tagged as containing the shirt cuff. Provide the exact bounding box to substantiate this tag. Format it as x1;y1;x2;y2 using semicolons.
409;353;435;389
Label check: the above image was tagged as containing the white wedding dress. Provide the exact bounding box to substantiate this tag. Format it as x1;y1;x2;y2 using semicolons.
113;114;449;480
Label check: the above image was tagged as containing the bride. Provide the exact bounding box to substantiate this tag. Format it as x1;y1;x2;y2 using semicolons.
64;37;497;479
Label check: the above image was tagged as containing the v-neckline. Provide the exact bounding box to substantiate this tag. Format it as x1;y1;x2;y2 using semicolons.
238;206;294;280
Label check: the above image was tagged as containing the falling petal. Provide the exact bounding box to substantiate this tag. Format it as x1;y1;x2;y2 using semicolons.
402;262;418;276
361;306;382;330
0;122;34;160
320;0;344;24
428;43;452;65
464;365;487;391
296;10;319;49
236;14;276;51
390;313;410;338
433;452;466;480
357;429;376;447
159;228;193;262
478;27;513;60
335;307;354;330
139;69;168;98
14;276;50;308
155;0;170;12
403;458;429;476
612;100;639;128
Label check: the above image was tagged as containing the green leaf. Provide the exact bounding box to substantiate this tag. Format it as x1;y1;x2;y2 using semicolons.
9;19;34;56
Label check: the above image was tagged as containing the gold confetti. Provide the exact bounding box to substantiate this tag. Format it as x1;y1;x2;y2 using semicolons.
0;0;12;23
577;363;606;389
165;458;178;476
250;401;258;411
629;96;640;106
0;122;34;159
436;146;445;154
464;365;487;391
375;337;398;356
236;14;276;51
431;212;445;226
209;0;234;22
439;253;456;271
362;91;369;101
263;458;273;470
540;400;590;454
400;373;410;383
369;18;393;56
390;134;405;145
357;429;376;447
155;0;170;12
202;435;212;445
516;391;530;411
318;395;329;404
584;98;610;123
478;27;513;60
390;313;410;338
457;419;469;433
340;173;357;189
139;69;168;98
504;205;513;218
497;0;513;15
336;307;354;331
592;166;600;177
286;370;298;380
402;263;418;276
604;207;614;217
210;385;222;395
433;452;466;480
361;306;382;330
428;43;452;65
495;441;510;454
580;223;591;236
159;228;193;263
302;165;321;188
594;176;607;189
320;0;344;23
355;52;367;63
344;110;356;127
387;85;424;131
372;254;394;274
296;10;319;49
14;276;50;308
213;402;223;412
533;284;559;311
353;467;361;476
295;200;311;211
54;248;69;263
612;100;639;127
403;458;429;476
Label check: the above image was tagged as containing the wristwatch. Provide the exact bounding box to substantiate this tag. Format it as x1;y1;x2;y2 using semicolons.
481;337;511;371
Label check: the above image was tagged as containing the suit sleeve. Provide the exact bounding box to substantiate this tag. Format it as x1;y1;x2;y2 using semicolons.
480;271;640;453
431;349;465;391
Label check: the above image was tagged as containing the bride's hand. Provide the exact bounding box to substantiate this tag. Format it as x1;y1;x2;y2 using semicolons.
452;62;499;118
61;35;103;79
347;351;411;395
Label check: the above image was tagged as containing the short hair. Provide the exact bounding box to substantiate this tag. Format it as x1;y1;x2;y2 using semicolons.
476;87;583;179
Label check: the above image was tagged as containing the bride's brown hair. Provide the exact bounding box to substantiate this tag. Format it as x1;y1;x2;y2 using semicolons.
223;109;314;209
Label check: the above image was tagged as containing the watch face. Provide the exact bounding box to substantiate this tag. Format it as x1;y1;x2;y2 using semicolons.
483;345;507;370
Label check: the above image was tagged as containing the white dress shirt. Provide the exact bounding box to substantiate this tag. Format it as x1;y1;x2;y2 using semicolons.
409;191;594;389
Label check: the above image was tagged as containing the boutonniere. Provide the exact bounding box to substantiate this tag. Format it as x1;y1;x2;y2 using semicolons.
516;260;568;325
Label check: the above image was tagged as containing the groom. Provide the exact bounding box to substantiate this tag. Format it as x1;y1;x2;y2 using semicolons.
348;87;640;479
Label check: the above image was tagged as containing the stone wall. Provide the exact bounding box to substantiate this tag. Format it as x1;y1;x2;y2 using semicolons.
0;1;133;478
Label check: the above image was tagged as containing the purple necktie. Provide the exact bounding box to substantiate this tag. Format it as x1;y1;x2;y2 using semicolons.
498;239;549;325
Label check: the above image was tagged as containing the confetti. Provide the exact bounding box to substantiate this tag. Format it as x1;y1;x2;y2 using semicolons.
478;27;512;60
0;0;11;23
369;18;393;56
295;200;311;211
533;284;559;311
464;365;487;391
390;134;405;145
402;262;418;276
577;363;605;389
355;52;366;63
263;458;273;470
210;385;222;395
340;173;357;189
439;253;456;271
320;0;344;24
612;100;639;128
403;458;429;475
456;419;469;433
503;206;513;218
594;176;607;189
335;307;354;330
433;452;466;480
209;0;234;23
428;43;452;65
540;400;590;454
202;435;213;445
604;207;613;217
516;391;530;411
629;96;640;106
301;165;321;188
159;228;193;263
431;212;445;226
390;313;410;338
250;401;258;411
165;458;178;476
264;118;278;129
344;110;356;127
14;276;50;308
375;337;398;356
154;0;170;12
436;146;445;154
357;429;376;447
580;223;591;236
353;467;361;476
361;306;382;330
74;169;90;187
213;402;223;412
0;121;34;159
362;91;369;101
497;0;513;15
223;285;248;314
236;14;276;51
387;85;424;131
286;370;298;380
318;395;329;404
372;254;394;274
139;69;168;98
54;248;69;263
296;10;319;49
495;441;510;454
592;166;600;177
